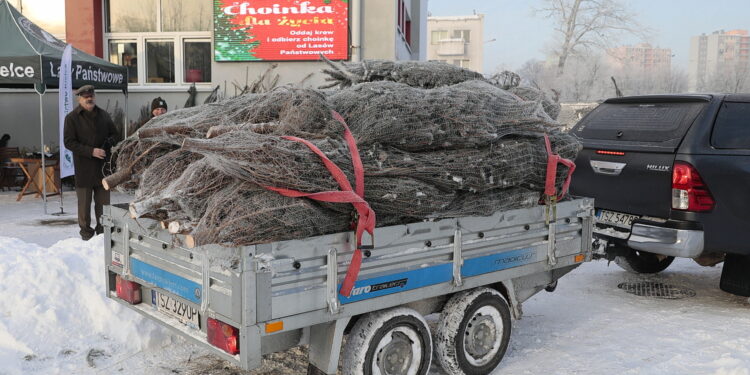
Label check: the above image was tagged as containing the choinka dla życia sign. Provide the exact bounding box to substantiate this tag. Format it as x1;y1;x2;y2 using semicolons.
214;0;349;62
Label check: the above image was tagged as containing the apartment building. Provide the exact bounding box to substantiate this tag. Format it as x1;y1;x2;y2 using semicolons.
607;43;672;71
426;14;484;73
688;29;750;91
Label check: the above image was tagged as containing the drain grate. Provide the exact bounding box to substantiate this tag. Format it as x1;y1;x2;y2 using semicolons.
617;282;696;299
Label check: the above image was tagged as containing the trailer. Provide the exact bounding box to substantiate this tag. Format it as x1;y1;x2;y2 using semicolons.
102;197;594;374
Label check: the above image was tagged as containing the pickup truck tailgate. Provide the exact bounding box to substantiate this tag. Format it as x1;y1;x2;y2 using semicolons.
570;98;708;218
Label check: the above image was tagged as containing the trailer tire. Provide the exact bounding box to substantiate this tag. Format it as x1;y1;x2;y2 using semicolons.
342;307;432;375
436;288;511;375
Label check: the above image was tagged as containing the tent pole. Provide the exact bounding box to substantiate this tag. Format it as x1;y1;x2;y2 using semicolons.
39;91;48;214
124;92;129;139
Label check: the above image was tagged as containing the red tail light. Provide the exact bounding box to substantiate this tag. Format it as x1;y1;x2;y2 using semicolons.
596;150;625;156
207;318;239;355
672;161;714;212
115;275;142;304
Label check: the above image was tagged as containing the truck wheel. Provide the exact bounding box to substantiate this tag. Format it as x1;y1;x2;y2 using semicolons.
342;307;432;375
435;288;512;375
614;248;674;274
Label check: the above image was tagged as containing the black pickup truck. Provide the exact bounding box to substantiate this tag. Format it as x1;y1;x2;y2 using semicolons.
569;94;750;296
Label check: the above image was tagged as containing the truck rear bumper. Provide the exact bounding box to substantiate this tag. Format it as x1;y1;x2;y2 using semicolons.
627;223;704;258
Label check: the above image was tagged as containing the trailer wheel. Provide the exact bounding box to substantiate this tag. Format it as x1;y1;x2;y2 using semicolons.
436;288;511;375
342;307;432;375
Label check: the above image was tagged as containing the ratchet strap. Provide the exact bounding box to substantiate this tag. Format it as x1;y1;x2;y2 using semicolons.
264;111;375;298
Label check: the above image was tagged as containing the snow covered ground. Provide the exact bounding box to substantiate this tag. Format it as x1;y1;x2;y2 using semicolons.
0;190;748;375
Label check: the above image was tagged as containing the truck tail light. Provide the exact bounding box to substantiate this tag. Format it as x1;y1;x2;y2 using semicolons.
115;275;142;304
207;318;239;355
672;161;714;212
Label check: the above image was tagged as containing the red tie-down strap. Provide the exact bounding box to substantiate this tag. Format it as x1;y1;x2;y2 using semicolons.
543;134;576;200
263;111;375;298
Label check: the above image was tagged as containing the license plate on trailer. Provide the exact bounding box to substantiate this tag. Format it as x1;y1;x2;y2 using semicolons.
151;290;199;329
596;209;639;229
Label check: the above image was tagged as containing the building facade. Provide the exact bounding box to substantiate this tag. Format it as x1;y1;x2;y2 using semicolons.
1;0;428;149
688;29;750;92
606;43;672;71
426;14;484;73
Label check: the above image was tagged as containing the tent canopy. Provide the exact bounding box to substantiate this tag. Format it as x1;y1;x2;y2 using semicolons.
0;0;128;93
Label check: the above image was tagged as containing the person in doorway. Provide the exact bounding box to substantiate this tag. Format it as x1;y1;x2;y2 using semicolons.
139;97;168;127
150;97;168;117
63;85;118;241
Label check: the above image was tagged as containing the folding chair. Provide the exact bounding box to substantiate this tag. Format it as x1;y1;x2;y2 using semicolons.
0;147;25;191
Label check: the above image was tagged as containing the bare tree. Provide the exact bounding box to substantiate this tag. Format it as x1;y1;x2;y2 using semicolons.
536;0;645;76
705;63;750;93
517;59;549;88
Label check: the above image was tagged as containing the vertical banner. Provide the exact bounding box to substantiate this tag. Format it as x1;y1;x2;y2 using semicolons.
214;0;350;61
58;44;74;178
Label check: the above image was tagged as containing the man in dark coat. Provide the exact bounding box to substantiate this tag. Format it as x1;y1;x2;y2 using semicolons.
63;85;118;241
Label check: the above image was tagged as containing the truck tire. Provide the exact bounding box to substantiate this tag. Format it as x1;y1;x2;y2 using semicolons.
342;307;432;375
614;248;674;274
435;288;512;375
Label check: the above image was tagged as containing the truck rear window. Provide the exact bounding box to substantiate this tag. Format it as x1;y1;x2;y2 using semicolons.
712;102;750;149
572;102;706;143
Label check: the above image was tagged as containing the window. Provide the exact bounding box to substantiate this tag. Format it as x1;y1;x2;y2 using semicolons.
184;40;211;83
712;102;750;149
105;0;211;86
453;59;471;68
106;0;157;32
452;30;471;43
572;102;707;144
108;41;139;83
146;40;174;83
161;0;212;32
431;31;448;44
397;0;411;47
7;0;66;37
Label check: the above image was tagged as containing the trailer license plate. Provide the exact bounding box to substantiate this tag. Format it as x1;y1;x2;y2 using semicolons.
596;209;639;229
152;290;199;329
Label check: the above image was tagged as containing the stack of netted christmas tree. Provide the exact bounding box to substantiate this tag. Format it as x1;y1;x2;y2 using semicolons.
106;60;579;248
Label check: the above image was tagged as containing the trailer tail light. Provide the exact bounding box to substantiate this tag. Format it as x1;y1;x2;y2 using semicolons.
115;275;142;304
672;161;714;212
207;318;239;355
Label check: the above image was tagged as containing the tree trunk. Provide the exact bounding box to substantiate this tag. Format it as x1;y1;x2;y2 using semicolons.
556;0;582;76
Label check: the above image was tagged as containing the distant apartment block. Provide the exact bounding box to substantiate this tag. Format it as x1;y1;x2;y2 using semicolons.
688;29;750;91
427;14;484;73
607;43;672;71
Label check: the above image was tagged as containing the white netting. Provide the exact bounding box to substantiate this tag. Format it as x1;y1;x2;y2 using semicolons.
106;60;580;248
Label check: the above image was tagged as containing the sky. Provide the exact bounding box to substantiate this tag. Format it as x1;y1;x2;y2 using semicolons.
428;0;750;73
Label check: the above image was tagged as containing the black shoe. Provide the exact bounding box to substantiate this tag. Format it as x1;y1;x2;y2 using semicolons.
80;228;95;241
95;225;104;235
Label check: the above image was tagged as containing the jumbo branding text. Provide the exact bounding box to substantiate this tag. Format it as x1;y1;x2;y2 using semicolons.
223;1;334;15
0;62;35;78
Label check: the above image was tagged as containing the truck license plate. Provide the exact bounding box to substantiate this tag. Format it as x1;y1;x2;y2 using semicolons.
152;290;199;329
596;209;639;229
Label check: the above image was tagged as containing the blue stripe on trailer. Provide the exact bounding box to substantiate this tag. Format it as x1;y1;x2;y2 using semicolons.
462;247;537;278
338;247;537;303
131;258;202;304
339;263;453;304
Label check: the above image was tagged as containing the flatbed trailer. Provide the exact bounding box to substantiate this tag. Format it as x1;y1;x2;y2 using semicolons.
103;197;594;374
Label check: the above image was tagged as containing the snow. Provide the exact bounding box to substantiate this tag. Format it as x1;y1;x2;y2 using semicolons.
0;236;172;374
1;190;749;374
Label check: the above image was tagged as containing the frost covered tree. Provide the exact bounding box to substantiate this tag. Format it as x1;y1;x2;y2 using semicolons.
536;0;645;76
703;64;750;93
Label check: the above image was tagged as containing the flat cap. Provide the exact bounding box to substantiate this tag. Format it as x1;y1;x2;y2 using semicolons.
75;85;96;96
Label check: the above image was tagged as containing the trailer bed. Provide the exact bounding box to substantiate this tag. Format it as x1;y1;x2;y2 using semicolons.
102;197;594;372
